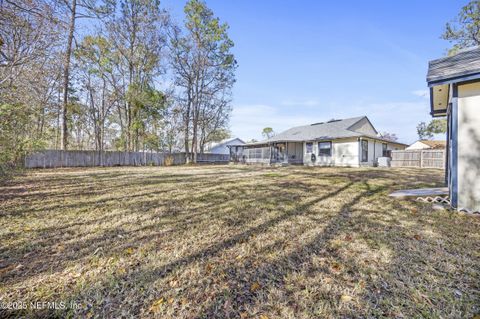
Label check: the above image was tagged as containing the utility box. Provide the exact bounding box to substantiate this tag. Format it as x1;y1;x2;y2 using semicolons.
377;157;391;167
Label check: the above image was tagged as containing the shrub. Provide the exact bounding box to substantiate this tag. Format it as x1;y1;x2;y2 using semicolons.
164;155;174;166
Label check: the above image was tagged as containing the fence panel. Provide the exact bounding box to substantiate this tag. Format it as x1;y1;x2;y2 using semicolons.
421;150;445;168
24;150;229;168
196;153;230;163
391;151;421;167
391;149;445;169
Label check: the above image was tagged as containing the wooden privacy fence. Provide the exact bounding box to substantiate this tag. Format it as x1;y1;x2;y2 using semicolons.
195;153;230;163
390;149;445;169
24;150;230;168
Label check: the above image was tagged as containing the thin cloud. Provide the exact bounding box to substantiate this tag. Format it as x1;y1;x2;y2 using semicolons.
280;99;319;107
230;104;313;141
412;89;429;98
329;100;434;144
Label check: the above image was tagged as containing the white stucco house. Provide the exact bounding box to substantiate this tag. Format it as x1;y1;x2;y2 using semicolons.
206;138;245;155
427;46;480;212
406;140;446;150
239;116;407;166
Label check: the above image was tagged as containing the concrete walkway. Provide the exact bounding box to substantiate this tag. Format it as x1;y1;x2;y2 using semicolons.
389;187;449;198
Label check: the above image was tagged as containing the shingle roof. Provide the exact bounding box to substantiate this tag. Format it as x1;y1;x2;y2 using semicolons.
210;137;245;148
244;116;408;146
427;46;480;84
419;140;446;149
263;116;367;142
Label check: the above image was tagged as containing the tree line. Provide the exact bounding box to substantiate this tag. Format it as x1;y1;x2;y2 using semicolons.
416;1;480;141
0;0;236;175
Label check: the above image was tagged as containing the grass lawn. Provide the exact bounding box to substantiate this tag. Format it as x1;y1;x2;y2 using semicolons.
0;165;479;318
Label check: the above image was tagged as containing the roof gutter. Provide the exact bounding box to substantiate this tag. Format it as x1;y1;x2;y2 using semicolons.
427;72;480;87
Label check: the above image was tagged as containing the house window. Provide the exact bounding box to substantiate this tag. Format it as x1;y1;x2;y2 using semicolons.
382;143;388;157
318;141;332;156
361;140;368;162
306;142;313;153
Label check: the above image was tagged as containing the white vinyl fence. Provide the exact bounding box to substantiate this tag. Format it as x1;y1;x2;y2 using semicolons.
24;150;229;168
390;149;445;169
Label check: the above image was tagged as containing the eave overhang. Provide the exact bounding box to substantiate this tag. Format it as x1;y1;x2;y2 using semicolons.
427;72;480;88
427;72;480;118
428;85;449;117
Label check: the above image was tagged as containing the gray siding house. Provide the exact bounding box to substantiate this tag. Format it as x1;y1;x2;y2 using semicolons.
206;138;245;155
240;116;406;167
427;47;480;212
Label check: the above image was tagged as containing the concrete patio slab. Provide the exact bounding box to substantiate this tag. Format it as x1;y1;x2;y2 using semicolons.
389;187;449;198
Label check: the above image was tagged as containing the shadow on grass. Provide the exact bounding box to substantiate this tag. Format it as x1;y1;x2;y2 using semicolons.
1;166;478;318
193;182;385;318
0;169;324;286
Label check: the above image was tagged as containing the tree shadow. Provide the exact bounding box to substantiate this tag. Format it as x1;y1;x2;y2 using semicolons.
1;166;475;318
195;182;381;318
0;168;326;287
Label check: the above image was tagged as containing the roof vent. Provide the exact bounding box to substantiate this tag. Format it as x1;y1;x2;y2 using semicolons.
311;122;324;126
327;119;341;123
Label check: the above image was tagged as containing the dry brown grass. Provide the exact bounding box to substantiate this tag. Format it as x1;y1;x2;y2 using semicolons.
0;165;479;318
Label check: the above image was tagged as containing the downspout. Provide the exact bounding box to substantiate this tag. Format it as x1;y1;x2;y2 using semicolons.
450;84;459;209
269;143;272;165
269;143;272;164
285;141;288;164
445;105;451;186
357;137;361;167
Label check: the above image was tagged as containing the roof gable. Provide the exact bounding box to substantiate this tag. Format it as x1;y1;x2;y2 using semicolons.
209;138;245;149
346;116;378;135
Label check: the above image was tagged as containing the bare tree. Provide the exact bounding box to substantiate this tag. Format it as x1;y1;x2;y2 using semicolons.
378;131;398;142
106;0;168;151
198;94;231;153
0;0;237;174
75;35;117;151
0;0;63;174
161;103;184;153
0;0;61;87
57;0;113;150
443;1;480;54
170;0;237;163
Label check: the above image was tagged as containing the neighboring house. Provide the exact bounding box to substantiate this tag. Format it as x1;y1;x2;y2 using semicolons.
240;116;407;166
206;138;245;155
406;140;446;150
427;46;480;212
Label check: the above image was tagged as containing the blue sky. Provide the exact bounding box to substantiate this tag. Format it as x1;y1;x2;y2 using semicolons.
163;0;465;144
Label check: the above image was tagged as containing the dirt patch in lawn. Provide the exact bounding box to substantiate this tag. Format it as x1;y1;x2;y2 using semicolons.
0;166;479;318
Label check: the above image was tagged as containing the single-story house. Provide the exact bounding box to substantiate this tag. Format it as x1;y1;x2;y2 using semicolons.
206;137;245;155
239;116;407;166
406;140;446;150
427;46;480;212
